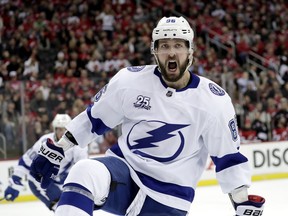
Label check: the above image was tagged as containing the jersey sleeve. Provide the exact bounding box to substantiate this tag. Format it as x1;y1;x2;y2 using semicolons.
202;96;251;193
72;145;89;162
66;69;126;148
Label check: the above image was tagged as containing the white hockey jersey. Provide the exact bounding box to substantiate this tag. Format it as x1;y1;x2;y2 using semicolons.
66;65;251;211
15;133;88;184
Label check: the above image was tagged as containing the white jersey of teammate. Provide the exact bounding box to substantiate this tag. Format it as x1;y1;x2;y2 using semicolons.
66;65;251;211
16;132;88;184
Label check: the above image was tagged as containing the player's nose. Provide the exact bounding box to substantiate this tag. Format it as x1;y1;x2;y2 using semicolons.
168;48;177;56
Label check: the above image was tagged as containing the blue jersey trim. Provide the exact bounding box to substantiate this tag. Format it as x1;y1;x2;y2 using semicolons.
211;152;248;173
110;143;125;158
18;157;30;170
136;170;195;202
87;104;111;135
153;67;200;90
58;190;94;215
110;144;195;202
28;180;62;209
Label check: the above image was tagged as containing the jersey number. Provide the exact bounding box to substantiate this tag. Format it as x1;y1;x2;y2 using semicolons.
228;116;238;142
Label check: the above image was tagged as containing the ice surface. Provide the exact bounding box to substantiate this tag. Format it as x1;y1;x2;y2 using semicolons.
0;179;287;216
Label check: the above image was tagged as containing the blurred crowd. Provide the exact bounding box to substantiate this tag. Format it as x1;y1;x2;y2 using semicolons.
0;0;287;157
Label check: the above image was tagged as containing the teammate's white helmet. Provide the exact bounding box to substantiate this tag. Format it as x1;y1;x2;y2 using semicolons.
52;114;71;130
151;16;194;54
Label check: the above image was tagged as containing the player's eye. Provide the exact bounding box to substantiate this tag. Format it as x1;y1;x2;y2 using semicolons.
175;44;184;48
160;44;169;49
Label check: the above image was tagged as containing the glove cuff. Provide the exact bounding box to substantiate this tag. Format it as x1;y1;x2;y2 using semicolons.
13;165;28;179
9;177;24;191
57;134;76;151
230;185;249;204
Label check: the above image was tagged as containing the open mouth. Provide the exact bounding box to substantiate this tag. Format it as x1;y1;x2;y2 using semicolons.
168;61;177;71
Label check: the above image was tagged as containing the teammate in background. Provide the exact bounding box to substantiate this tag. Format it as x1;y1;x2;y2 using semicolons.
30;17;265;216
4;114;88;210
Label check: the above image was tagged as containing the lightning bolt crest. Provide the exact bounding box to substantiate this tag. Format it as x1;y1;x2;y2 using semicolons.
130;123;189;150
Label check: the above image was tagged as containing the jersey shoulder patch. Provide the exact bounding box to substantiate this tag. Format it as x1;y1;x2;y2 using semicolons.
208;83;225;96
127;66;146;72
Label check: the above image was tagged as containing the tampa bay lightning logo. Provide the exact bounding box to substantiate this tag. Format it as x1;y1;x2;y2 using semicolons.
209;83;225;96
127;120;190;162
127;66;145;72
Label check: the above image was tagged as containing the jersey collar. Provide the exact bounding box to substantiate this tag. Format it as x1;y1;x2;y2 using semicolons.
154;67;200;91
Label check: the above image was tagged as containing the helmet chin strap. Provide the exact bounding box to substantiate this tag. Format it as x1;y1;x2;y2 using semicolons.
185;51;194;72
54;133;59;142
153;53;161;72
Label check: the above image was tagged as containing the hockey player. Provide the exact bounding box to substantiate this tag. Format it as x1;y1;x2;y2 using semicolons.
30;17;265;216
4;114;88;210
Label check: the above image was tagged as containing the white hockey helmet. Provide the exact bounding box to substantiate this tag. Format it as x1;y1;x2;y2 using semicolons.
52;114;71;130
151;16;194;54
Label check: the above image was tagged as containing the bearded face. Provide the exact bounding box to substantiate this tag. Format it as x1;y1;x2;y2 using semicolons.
158;57;190;82
155;39;191;82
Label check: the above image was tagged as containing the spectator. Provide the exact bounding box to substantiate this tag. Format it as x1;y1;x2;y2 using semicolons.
37;30;51;50
18;38;32;61
96;3;115;40
37;80;51;101
273;97;288;130
8;71;18;81
2;101;20;151
86;51;103;77
251;111;269;142
54;51;68;72
279;56;288;83
272;98;288;141
115;51;131;71
0;91;5;133
239;118;257;143
102;50;117;76
281;82;288;98
77;42;91;69
30;89;47;116
23;50;39;80
6;55;22;75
